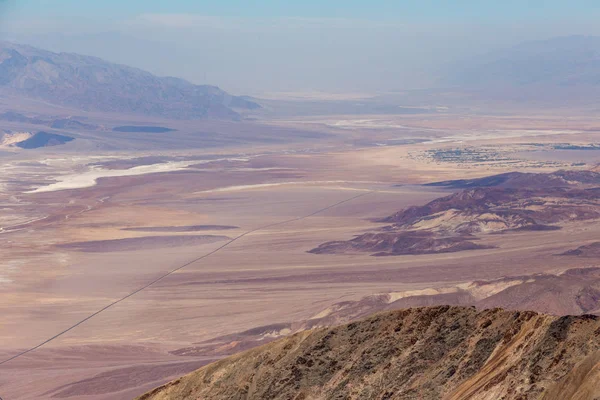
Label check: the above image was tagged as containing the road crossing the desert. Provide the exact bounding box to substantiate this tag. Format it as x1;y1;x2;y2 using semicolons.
0;190;375;366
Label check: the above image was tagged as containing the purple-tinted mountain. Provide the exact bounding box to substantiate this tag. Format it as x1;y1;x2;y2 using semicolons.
444;35;600;90
311;170;600;256
0;42;260;120
425;170;600;190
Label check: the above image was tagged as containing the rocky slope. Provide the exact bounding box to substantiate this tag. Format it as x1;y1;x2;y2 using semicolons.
561;242;600;258
163;267;600;367
425;170;600;190
138;306;600;400
309;230;491;256
312;267;600;319
311;170;600;256
0;42;259;120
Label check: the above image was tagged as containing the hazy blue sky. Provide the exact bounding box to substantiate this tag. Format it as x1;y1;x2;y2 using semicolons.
6;1;600;19
2;1;600;94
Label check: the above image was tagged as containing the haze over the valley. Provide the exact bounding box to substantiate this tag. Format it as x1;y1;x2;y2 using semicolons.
1;1;600;400
4;1;600;95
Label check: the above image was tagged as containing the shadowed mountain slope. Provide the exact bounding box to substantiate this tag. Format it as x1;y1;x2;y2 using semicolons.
425;170;600;190
0;42;259;120
14;131;74;149
311;170;600;256
561;242;600;258
138;306;600;400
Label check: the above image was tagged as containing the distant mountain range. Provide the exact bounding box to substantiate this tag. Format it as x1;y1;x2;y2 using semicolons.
0;42;260;120
443;35;600;89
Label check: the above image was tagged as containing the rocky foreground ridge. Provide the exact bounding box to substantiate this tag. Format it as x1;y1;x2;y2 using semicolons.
138;306;600;400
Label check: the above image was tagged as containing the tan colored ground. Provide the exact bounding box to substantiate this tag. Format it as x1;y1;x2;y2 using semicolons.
0;112;599;398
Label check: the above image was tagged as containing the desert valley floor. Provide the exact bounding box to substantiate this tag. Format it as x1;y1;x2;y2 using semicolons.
1;111;600;399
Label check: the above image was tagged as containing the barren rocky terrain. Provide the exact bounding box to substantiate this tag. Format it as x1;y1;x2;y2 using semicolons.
561;242;600;258
311;170;600;256
138;306;600;400
2;27;600;400
1;98;600;399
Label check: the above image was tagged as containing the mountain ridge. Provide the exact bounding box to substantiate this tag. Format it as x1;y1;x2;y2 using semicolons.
137;306;600;400
442;35;600;90
0;41;260;120
310;170;600;256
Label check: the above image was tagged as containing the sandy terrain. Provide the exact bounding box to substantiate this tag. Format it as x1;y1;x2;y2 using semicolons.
0;111;599;398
